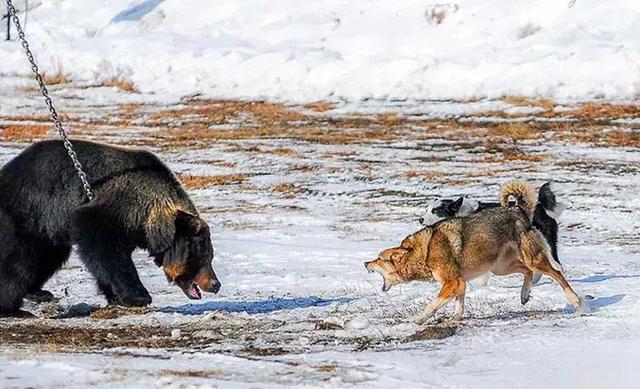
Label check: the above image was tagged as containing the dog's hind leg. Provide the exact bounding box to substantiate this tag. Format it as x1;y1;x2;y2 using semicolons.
491;258;533;305
415;279;466;325
474;272;490;287
520;232;582;311
531;272;543;285
530;262;581;310
521;269;534;305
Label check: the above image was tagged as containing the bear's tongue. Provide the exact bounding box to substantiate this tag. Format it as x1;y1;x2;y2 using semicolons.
189;283;202;299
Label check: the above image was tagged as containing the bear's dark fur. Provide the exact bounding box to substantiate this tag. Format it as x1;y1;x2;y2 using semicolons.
0;140;220;316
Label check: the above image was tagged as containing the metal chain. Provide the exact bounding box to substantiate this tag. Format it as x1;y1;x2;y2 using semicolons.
6;0;94;201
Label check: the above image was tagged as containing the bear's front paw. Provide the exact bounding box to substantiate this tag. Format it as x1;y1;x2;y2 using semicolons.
0;309;35;318
26;289;55;303
110;290;152;307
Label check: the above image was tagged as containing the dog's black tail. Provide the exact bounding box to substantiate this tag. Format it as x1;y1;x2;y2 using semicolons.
538;182;564;219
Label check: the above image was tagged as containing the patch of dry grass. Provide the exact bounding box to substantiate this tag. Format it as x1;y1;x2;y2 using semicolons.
481;148;548;163
571;103;640;120
179;174;247;189
290;165;317;173
501;96;555;111
404;171;448;180
485;123;540;140
151;100;305;128
0;124;51;141
561;128;640;148
272;183;299;196
161;370;222;378
90;306;152;320
97;77;139;93
269;147;303;157
303;102;334;112
0;322;199;349
42;71;71;85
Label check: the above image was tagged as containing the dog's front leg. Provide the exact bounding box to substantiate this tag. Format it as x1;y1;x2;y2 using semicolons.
451;291;465;320
415;279;466;325
521;270;533;305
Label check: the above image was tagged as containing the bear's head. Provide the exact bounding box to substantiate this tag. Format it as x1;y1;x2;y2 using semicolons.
150;210;220;299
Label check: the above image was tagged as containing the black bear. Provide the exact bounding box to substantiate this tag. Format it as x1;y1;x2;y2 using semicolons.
0;140;221;316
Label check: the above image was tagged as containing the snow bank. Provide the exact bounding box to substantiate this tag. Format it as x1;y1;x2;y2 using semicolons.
1;0;639;102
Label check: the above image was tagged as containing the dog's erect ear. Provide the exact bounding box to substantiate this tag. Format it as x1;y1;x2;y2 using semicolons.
449;197;464;213
389;248;408;262
400;235;415;249
176;210;207;237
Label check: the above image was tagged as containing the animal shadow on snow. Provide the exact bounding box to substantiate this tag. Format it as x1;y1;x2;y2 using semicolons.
524;273;640;288
584;294;625;311
574;274;640;283
111;0;165;23
469;294;624;322
158;296;355;316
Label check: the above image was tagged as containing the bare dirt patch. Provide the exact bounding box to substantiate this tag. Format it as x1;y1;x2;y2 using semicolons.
0;322;198;349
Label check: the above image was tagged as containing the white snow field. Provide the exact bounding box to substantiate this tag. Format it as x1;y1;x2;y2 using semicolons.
0;78;638;387
0;0;639;388
0;0;640;102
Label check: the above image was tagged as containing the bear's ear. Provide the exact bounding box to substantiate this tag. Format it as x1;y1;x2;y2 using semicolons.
175;210;207;237
146;207;176;255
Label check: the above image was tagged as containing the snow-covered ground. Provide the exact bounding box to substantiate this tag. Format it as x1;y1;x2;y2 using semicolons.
0;74;639;387
1;0;640;102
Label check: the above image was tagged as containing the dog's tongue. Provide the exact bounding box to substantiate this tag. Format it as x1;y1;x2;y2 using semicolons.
189;283;202;299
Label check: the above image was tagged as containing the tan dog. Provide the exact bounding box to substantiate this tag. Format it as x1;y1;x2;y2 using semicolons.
365;180;583;324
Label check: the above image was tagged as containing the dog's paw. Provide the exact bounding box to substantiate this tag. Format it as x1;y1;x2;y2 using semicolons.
414;316;427;325
575;296;592;315
521;293;530;305
449;314;463;322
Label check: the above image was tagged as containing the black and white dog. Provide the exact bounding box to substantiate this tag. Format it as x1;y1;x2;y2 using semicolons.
418;182;564;284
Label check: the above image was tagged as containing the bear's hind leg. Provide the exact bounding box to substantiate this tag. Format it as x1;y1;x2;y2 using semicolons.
0;247;37;317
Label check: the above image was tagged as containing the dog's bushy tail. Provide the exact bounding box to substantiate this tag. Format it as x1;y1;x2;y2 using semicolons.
500;180;537;221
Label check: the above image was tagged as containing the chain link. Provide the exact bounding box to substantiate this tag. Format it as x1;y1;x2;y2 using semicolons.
6;0;94;201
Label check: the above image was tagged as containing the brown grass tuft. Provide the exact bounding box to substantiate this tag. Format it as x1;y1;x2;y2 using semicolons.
42;71;71;85
501;96;555;111
486;123;540;140
97;77;139;93
571;103;640;120
404;171;447;180
272;183;298;193
161;370;222;378
179;174;247;189
269;147;303;157
304;102;334;112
